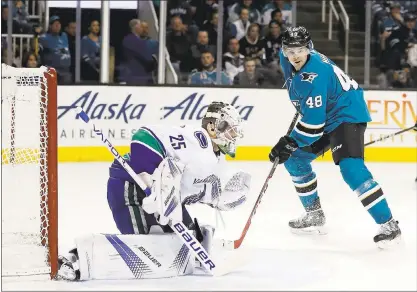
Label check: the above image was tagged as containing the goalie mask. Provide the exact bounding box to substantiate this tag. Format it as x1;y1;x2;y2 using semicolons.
202;102;244;158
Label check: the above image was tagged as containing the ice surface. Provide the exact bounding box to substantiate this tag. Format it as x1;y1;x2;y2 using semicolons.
2;161;416;291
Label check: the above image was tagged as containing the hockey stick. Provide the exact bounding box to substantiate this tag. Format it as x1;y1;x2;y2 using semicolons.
221;117;416;250
74;107;226;276
365;122;417;146
220;112;300;250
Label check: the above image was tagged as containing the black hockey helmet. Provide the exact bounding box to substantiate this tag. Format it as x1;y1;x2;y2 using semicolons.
282;26;312;48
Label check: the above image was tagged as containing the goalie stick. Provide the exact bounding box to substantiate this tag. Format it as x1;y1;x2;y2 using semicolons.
74;106;237;277
220;112;300;250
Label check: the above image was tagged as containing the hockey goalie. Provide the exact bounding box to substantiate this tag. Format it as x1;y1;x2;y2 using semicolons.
57;101;251;281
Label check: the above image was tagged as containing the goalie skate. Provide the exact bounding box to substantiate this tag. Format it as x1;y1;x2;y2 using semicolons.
374;218;401;249
56;254;79;281
289;209;327;235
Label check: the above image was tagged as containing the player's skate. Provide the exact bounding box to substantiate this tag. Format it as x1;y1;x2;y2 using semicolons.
56;250;80;281
289;198;327;235
374;218;401;249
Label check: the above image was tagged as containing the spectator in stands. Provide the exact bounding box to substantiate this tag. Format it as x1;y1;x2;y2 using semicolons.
181;30;216;72
168;0;194;27
371;0;389;66
139;21;150;40
228;0;261;24
81;20;101;82
1;3;21;34
167;16;193;82
188;50;231;85
403;13;417;43
12;0;31;33
119;19;156;85
39;16;72;84
402;1;417;15
232;7;250;40
379;2;403;65
191;0;219;28
233;57;265;86
223;37;245;80
261;0;284;26
378;8;417;88
64;21;76;82
168;0;199;41
401;13;417;86
390;67;413;88
22;51;38;68
271;8;287;31
264;20;282;75
239;23;265;66
407;39;417;87
202;10;236;49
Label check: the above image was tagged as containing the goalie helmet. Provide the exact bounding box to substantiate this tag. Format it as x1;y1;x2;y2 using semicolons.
202;101;244;158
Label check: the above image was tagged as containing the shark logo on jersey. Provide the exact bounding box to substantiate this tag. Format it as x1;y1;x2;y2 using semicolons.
300;72;318;83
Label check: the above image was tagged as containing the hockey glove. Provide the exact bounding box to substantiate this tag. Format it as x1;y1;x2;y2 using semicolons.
269;135;298;164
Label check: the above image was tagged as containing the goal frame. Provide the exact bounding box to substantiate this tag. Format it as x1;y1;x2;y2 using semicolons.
43;67;58;279
3;65;58;279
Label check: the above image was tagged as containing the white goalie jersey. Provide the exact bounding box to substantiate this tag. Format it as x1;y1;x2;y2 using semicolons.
138;124;251;212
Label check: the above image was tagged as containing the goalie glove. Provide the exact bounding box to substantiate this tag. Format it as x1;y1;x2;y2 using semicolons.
142;157;185;226
206;171;251;211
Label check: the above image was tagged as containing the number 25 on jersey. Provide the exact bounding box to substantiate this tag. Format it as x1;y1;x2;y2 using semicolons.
169;135;186;150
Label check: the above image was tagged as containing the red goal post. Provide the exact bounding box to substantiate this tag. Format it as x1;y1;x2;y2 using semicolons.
1;64;58;279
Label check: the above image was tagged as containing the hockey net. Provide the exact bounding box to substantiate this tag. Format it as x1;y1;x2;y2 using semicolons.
1;64;58;278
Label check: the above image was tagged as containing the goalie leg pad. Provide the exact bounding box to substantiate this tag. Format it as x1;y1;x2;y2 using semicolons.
75;233;195;280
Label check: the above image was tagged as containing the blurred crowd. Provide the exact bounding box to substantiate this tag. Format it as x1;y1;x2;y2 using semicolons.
164;0;292;87
372;0;417;88
1;0;292;87
3;0;417;89
2;0;115;84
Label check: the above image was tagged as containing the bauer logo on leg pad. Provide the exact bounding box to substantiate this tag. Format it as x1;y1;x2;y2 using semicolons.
138;246;162;268
173;223;215;270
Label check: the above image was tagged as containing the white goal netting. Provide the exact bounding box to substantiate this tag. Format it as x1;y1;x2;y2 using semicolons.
1;64;57;277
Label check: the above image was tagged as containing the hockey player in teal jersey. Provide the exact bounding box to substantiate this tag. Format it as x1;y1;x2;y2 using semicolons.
269;26;401;248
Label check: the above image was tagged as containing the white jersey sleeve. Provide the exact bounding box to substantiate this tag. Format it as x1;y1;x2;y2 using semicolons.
145;124;250;211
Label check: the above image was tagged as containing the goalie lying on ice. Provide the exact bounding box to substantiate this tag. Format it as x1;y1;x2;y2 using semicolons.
57;101;251;281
